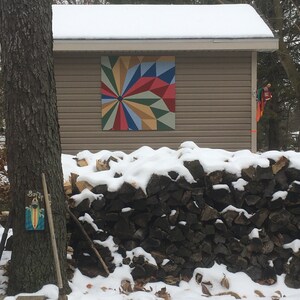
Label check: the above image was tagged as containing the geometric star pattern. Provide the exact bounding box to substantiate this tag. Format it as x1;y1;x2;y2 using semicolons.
101;56;175;130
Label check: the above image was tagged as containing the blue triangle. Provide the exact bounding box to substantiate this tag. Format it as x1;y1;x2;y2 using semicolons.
142;63;156;77
123;65;141;95
122;65;139;95
156;62;175;76
141;62;154;76
123;103;139;130
158;67;175;84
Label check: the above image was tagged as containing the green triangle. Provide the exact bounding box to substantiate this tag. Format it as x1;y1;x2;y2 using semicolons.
150;99;169;111
101;71;118;96
101;56;111;69
158;112;175;130
157;121;174;131
151;107;169;119
101;65;119;96
109;56;119;68
102;101;118;130
125;91;161;100
124;98;159;106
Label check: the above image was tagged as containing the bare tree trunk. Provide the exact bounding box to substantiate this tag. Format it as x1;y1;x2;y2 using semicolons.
0;0;70;295
273;0;300;145
273;0;300;101
267;98;280;150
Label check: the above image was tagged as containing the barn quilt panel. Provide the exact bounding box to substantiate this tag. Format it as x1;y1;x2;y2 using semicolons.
101;56;175;130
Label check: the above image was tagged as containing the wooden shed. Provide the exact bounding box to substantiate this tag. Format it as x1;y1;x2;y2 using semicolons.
52;4;278;154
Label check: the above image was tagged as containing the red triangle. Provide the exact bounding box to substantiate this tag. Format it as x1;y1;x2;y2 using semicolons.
163;98;175;112
101;82;118;98
123;78;155;98
161;84;176;100
113;103;128;130
151;85;170;98
149;77;170;90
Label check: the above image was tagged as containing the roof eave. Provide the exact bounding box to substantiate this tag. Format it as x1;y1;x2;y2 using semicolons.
53;38;279;52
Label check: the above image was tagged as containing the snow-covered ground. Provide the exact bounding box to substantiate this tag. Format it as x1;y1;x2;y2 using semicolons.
1;142;300;299
1;244;300;300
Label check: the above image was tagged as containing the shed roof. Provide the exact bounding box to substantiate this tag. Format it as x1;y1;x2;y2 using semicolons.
52;4;278;52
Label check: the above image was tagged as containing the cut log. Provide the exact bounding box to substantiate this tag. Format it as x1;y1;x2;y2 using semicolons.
69;172;79;194
256;166;273;180
241;166;256;181
200;204;219;221
64;180;72;195
65;160;300;285
75;158;88;167
75;180;93;192
96;159;109;171
96;156;118;171
16;297;47;300
272;156;289;174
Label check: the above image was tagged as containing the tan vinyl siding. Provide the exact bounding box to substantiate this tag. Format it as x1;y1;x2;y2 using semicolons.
54;51;252;154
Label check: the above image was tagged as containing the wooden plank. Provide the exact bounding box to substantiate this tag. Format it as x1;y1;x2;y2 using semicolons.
55;107;252;116
176;57;251;64
57;105;250;113
176;87;250;93
57;99;250;107
58;117;251;126
176;68;250;75
59;119;102;125
16;297;47;300
57;100;100;107
57;111;250;119
176;81;250;87
56;80;250;89
55;75;100;82
54;71;251;84
175;94;250;100
176;74;251;81
55;86;251;94
56;81;99;88
56;87;100;94
60;130;251;139
176;100;249;106
57;94;99;100
176;106;251;112
60;136;251;145
57;94;250;102
175;118;251;125
54;51;251;59
59;123;250;132
61;142;251;155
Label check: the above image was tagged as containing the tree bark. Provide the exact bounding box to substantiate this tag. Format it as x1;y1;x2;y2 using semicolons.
0;0;70;295
272;0;300;101
272;0;300;150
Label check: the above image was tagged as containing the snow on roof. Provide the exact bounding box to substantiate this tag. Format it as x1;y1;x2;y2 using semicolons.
52;4;274;40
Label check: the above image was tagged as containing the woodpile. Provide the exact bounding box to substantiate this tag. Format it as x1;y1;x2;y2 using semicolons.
66;156;300;288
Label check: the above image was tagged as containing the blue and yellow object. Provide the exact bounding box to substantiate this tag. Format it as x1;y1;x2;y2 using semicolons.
25;192;45;231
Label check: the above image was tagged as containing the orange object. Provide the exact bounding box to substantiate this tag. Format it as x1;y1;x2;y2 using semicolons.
256;83;272;122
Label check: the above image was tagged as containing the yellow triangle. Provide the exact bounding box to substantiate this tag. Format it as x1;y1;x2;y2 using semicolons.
124;100;155;120
102;100;117;116
142;119;157;130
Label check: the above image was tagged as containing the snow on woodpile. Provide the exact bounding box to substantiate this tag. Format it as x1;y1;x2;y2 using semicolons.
62;142;300;292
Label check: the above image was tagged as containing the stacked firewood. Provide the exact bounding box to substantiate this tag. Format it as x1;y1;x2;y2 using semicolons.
66;156;300;288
